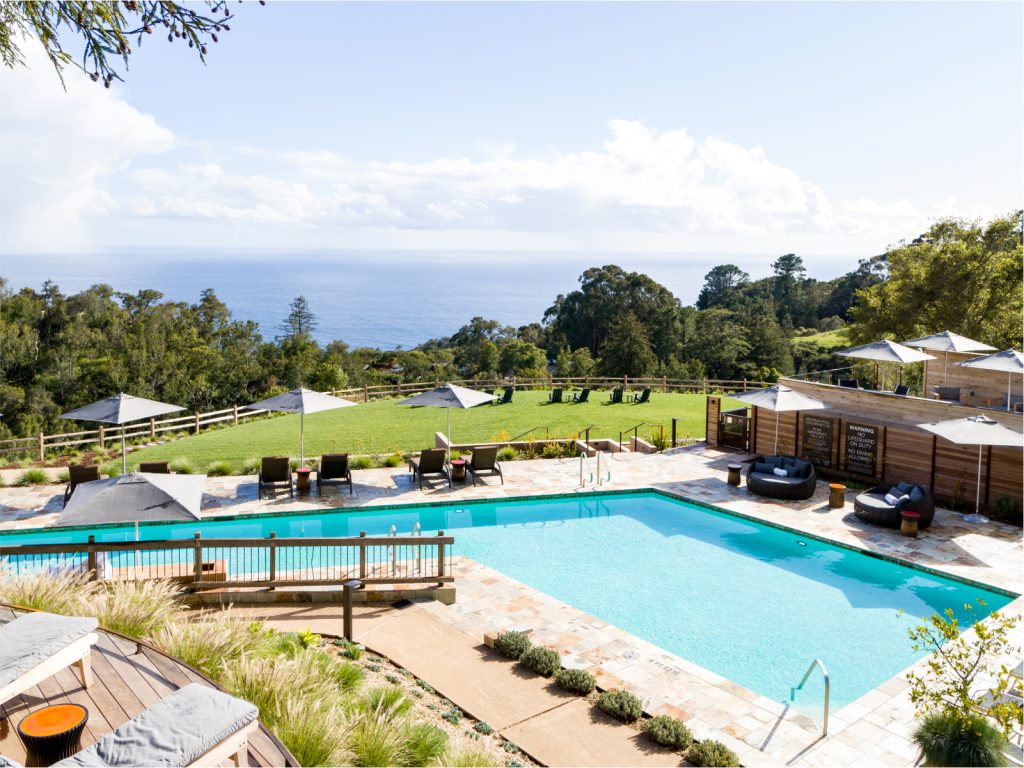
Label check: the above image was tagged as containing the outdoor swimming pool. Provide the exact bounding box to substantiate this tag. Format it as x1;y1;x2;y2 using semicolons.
1;491;1014;712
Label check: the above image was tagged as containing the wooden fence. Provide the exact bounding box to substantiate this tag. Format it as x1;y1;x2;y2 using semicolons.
0;377;766;461
0;531;454;590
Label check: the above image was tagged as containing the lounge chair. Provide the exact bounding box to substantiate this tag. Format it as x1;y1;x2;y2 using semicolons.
629;387;651;404
316;453;352;495
0;612;99;708
745;456;817;501
933;386;961;403
63;465;101;508
139;461;170;473
854;482;935;529
493;386;514;405
608;388;624;404
52;683;258;768
466;446;503;486
549;388;563;403
838;379;860;389
893;384;910;396
257;456;293;500
408;448;450;490
573;388;591;403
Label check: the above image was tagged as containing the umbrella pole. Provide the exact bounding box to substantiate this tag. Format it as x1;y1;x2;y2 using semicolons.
975;445;982;515
447;407;452;464
300;412;305;465
943;351;948;385
121;431;127;476
1008;371;1012;412
774;410;779;455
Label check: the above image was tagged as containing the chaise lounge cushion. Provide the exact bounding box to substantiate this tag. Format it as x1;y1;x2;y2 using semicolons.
55;684;257;767
0;613;98;690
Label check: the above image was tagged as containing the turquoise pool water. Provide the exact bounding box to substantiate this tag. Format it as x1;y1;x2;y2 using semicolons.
1;491;1013;712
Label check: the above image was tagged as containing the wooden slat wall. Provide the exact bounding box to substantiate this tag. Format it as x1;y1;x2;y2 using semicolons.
989;447;1023;507
706;397;720;446
880;429;932;489
924;351;1023;402
752;409;798;457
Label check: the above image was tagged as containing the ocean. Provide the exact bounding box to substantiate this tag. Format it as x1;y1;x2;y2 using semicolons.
1;250;850;349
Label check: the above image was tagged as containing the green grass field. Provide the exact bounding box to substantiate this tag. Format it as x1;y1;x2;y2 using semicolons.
796;327;851;349
126;390;741;471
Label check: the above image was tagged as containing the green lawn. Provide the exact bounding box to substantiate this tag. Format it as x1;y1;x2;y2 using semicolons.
126;390;739;470
795;327;851;349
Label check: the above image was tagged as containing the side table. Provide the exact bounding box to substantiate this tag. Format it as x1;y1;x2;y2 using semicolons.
19;704;88;765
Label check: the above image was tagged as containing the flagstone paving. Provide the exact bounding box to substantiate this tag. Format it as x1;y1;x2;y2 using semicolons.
2;444;1021;766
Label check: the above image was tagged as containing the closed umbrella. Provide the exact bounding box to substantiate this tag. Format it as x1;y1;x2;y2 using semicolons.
730;385;828;455
400;384;496;461
56;471;204;541
902;331;996;384
838;339;935;390
917;415;1024;523
247;388;358;464
957;350;1024;412
61;394;184;475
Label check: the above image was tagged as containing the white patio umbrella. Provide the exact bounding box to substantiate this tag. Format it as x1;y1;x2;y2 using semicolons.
917;415;1024;523
60;393;185;475
730;385;829;455
957;350;1024;412
247;388;358;464
837;339;936;389
399;384;495;462
902;331;996;384
56;471;204;541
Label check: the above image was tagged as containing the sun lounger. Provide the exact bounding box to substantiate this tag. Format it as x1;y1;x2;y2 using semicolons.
257;456;293;500
548;388;563;403
138;461;170;473
408;448;450;490
608;388;624;404
316;453;353;495
628;387;651;404
52;683;258;768
933;386;961;403
63;465;101;508
573;388;590;403
0;612;99;707
466;446;503;486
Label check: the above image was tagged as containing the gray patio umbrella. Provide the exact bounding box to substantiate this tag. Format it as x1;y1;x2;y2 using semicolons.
902;331;996;384
56;471;204;540
730;385;829;455
917;415;1024;523
957;349;1024;412
247;388;358;464
838;339;936;389
60;393;185;475
399;384;496;461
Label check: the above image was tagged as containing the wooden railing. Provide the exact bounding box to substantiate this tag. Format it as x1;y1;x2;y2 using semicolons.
0;376;767;459
0;531;454;590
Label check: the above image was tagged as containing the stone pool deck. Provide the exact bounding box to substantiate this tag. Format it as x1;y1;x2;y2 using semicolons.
1;444;1022;766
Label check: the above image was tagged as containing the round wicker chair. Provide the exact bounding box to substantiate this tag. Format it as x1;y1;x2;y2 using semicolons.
745;456;817;501
853;483;936;529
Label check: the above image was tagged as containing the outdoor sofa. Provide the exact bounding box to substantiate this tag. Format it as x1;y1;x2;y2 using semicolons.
745;456;817;501
854;481;935;529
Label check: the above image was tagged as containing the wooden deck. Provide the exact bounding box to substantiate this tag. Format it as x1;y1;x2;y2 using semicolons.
0;608;296;767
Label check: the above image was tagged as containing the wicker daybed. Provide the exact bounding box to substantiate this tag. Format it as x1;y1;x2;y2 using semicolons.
745;456;817;501
853;482;935;529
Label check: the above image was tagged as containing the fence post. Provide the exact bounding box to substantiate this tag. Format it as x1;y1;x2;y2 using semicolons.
743;378;747;391
672;418;678;448
358;531;367;579
232;404;239;426
193;532;203;584
38;433;44;462
194;413;201;434
99;425;105;448
149;418;156;439
268;531;276;586
437;530;446;579
363;386;369;404
87;535;98;581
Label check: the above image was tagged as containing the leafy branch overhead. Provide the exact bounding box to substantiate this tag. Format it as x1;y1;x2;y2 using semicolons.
0;0;258;87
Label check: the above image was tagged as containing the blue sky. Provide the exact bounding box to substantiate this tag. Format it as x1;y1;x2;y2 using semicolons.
1;1;1020;263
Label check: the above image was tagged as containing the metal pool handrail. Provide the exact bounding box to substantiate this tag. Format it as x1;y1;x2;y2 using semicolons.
791;658;830;737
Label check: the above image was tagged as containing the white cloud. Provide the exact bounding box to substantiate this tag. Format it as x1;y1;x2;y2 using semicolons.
0;50;995;257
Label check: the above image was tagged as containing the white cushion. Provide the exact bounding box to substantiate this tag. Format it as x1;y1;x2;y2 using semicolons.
884;493;901;506
772;467;789;477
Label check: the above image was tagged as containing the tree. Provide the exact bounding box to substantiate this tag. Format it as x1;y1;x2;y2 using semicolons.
1;1;239;88
599;313;657;377
280;296;317;340
696;265;750;310
850;213;1024;349
497;340;547;377
477;340;499;377
570;347;596;378
772;253;809;327
681;309;752;379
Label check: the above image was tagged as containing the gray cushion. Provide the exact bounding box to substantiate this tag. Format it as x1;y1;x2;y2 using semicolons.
896;481;914;494
0;756;24;767
764;457;783;469
753;461;771;474
858;493;895;511
0;612;98;689
909;486;924;503
54;684;257;767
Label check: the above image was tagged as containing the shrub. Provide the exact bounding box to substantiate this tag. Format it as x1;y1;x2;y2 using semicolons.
386;674;402;685
15;468;48;486
493;630;531;660
416;679;436;694
598;690;643;722
352;456;374;470
436;747;499;767
687;740;740;767
241;456;261;475
442;709;461;725
0;567;96;615
497;447;517;462
642;715;693;750
992;495;1023;526
57;468;71;483
100;461;121;478
519;646;560;677
206;460;235;477
334;637;364;660
404;722;448;766
473;721;493;735
555;668;596;695
151;611;267;678
94;579;180;638
540;442;562;459
382;453;403;468
169;458;195;474
913;711;1009;767
274;695;351;767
